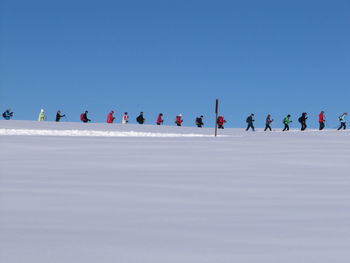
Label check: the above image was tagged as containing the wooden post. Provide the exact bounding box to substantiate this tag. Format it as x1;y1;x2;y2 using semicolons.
215;99;219;137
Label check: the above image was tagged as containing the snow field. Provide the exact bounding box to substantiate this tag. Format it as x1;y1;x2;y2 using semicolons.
0;120;350;263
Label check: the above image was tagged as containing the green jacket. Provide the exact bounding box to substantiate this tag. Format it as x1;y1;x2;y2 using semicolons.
38;112;45;121
283;117;291;124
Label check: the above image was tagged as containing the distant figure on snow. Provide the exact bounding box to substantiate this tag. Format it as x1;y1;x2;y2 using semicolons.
38;109;46;121
107;111;115;123
136;112;145;124
319;111;325;130
175;114;183;126
217;116;226;129
80;111;91;123
122;112;129;124
299;112;308;131
56;110;66;122
196;115;204;128
283;115;292;131
2;109;13;120
246;114;255;131
264;114;273;131
337;113;347;130
156;113;164;125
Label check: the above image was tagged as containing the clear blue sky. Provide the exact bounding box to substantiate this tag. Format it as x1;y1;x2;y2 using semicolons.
1;0;349;128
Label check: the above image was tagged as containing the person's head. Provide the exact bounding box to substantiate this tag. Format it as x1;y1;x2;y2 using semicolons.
57;110;61;113
287;114;291;117
267;114;270;117
159;113;163;116
111;111;114;114
140;112;143;115
321;111;324;114
251;113;254;116
200;115;203;118
344;112;348;115
41;109;44;113
125;112;128;115
85;111;88;113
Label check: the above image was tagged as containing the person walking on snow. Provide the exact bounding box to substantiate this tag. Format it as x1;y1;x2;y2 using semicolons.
122;112;129;124
319;111;325;130
107;111;115;123
56;110;66;122
175;114;183;126
38;109;46;121
2;109;13;120
217;116;226;129
157;113;164;125
196;115;204;128
299;112;308;131
337;113;347;130
136;112;145;124
264;114;273;131
80;111;91;123
283;115;292;131
246;114;255;131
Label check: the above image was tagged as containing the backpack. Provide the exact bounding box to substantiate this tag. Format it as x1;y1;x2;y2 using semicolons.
298;117;302;123
2;112;6;118
246;117;250;123
80;113;84;121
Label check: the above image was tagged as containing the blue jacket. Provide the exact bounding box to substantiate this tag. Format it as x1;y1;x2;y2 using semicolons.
339;114;346;123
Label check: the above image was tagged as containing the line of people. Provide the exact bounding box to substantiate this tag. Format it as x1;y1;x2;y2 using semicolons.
2;108;347;131
245;111;347;131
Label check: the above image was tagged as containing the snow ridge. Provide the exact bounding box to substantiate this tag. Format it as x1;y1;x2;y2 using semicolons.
0;128;214;137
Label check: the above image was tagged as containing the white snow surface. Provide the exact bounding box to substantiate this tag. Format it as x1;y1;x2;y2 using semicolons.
1;120;350;263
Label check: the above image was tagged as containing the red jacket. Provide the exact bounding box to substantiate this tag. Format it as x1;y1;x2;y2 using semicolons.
107;112;115;123
175;116;183;125
319;113;325;123
217;116;226;125
157;115;163;125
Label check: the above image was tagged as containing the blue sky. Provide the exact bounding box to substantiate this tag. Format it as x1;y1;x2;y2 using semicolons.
1;0;349;128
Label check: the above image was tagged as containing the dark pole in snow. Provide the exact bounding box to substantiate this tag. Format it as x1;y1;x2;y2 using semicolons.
215;99;219;137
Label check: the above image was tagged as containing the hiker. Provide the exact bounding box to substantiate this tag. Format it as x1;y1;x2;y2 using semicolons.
136;112;145;124
299;112;308;131
38;109;46;121
80;111;91;123
246;114;255;131
2;109;13;120
175;114;183;126
195;116;204;128
56;110;66;122
217;116;226;129
319;111;325;130
337;113;347;130
283;115;292;131
156;113;164;125
107;111;115;123
122;112;129;124
264;114;273;131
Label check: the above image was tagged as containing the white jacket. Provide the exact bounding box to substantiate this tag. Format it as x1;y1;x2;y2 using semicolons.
122;114;128;124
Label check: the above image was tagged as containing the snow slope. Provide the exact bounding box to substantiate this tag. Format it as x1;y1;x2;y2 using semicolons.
1;120;350;263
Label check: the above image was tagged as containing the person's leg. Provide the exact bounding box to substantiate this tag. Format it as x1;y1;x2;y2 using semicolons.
264;125;268;131
344;123;346;130
268;125;272;131
338;123;342;130
252;124;255;131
